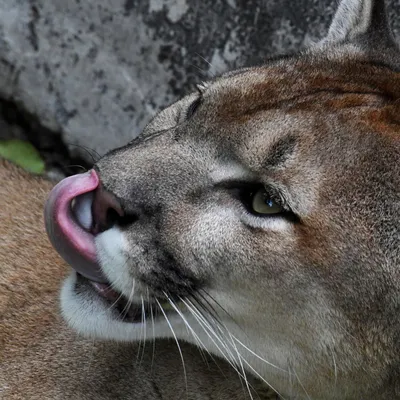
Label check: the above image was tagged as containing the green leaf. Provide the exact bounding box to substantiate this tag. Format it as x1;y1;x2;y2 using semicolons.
0;139;45;174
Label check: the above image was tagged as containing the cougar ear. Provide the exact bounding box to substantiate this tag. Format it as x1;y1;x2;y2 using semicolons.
321;0;396;48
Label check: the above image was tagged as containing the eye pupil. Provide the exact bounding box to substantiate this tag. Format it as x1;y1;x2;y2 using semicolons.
250;188;283;216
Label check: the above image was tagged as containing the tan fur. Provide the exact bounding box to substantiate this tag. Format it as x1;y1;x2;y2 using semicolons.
0;159;277;399
54;1;400;399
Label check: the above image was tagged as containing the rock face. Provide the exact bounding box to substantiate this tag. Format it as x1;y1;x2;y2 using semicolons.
0;0;399;162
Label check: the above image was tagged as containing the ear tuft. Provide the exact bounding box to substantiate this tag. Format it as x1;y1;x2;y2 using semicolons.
322;0;394;45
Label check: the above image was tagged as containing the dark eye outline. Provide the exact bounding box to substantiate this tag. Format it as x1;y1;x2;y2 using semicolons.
241;185;283;214
185;96;202;120
226;182;299;223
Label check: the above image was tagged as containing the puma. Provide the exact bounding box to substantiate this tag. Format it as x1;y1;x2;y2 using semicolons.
0;159;277;399
10;0;400;398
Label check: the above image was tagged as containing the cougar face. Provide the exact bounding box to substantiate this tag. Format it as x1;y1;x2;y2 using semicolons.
45;0;400;398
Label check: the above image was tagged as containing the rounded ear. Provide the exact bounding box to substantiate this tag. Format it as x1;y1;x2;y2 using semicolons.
319;0;397;48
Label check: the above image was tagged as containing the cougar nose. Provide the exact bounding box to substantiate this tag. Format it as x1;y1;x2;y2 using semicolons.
91;183;124;234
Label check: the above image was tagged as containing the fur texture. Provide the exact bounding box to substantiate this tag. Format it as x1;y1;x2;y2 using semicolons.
59;1;400;399
0;159;276;399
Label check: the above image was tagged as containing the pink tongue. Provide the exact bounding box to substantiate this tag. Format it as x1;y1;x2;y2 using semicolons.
44;170;107;283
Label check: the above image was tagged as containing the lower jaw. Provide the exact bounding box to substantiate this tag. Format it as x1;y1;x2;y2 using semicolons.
75;273;174;324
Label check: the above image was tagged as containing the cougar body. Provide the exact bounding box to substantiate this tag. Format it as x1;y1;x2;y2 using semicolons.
13;0;400;399
0;159;276;399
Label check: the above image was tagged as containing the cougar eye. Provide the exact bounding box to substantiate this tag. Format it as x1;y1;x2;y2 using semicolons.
251;188;283;215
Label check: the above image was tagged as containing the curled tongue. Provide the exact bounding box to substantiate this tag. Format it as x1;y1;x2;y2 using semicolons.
44;170;107;283
72;192;94;231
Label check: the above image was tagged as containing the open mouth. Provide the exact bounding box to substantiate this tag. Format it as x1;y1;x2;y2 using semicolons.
44;169;122;283
76;273;162;324
44;170;175;324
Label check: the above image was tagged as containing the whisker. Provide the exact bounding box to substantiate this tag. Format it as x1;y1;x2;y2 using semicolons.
197;291;287;374
189;296;286;399
183;298;260;399
199;290;245;335
227;330;255;400
182;296;256;397
163;293;210;366
102;260;131;317
137;296;147;366
192;292;224;326
183;298;238;365
148;289;156;372
292;368;312;400
231;335;288;373
240;356;286;400
155;298;188;395
103;291;125;315
182;298;240;370
190;296;255;369
64;164;88;172
120;278;135;320
189;63;209;79
100;261;141;327
164;295;202;344
66;142;101;163
194;52;218;77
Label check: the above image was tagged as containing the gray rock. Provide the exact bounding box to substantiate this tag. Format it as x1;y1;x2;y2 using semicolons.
0;0;399;162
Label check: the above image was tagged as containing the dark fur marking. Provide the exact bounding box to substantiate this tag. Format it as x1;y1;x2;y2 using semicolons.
140;248;202;299
264;135;297;169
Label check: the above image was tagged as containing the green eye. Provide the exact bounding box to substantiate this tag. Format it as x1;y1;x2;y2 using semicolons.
251;189;283;215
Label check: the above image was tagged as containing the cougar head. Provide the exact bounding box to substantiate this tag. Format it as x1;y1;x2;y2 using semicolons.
45;0;400;398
